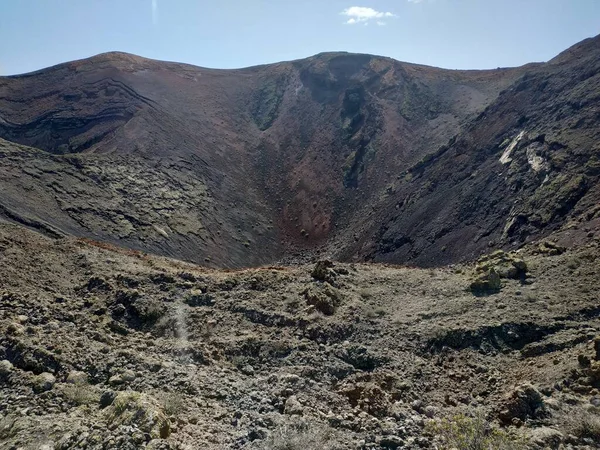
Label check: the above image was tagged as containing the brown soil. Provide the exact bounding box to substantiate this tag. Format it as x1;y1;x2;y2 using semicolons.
1;223;600;448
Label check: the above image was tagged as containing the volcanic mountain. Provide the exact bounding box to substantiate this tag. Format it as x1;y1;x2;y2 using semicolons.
0;35;598;267
2;35;600;450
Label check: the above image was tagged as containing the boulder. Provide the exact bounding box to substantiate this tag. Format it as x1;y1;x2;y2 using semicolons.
283;396;304;415
470;250;530;294
470;268;501;294
311;260;337;285
32;372;56;393
100;390;118;408
379;435;404;449
536;241;565;256
185;289;214;307
475;250;528;280
528;426;563;448
109;369;136;385
339;382;390;418
0;359;13;379
121;369;136;382
498;383;547;424
588;361;600;383
303;284;342;315
6;321;25;336
66;370;88;385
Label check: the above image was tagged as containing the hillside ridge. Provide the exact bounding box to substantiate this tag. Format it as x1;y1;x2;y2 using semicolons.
0;35;598;268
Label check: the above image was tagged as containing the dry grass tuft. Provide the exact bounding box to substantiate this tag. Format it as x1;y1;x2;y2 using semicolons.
263;420;339;450
427;411;527;450
567;407;600;443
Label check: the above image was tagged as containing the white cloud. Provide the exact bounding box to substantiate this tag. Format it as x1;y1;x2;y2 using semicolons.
151;0;159;25
341;6;396;25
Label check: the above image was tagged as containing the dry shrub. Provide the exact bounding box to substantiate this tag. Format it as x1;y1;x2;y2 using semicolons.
427;412;527;450
263;420;338;450
0;416;20;439
567;407;600;443
60;382;100;406
156;391;186;417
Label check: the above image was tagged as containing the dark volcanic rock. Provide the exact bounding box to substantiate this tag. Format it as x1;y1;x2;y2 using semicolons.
0;37;599;269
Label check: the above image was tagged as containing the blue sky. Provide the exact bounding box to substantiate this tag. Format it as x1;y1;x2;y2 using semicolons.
0;0;598;75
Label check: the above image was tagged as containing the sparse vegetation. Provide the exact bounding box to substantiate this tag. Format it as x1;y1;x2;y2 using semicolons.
156;391;186;417
60;382;100;406
566;256;582;270
132;297;165;324
1;199;599;448
362;303;387;319
0;416;20;440
0;32;599;450
263;420;338;450
112;392;138;416
568;408;600;443
427;412;527;450
105;392;171;439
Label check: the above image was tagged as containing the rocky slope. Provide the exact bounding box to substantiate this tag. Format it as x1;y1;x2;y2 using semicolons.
1;222;600;449
1;31;600;450
0;44;550;267
347;35;600;267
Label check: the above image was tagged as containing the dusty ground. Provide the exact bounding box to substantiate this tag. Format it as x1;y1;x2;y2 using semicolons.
1;221;599;449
